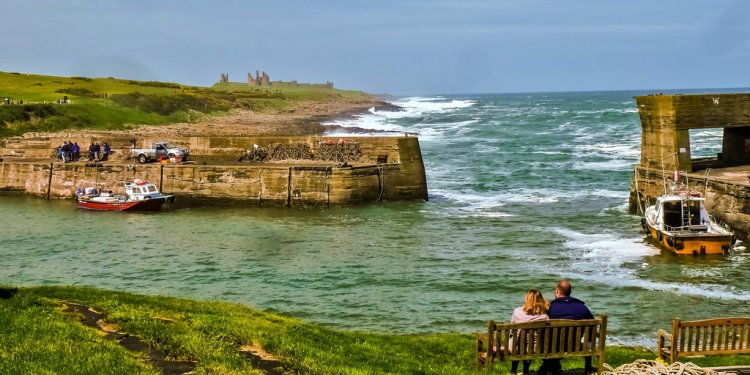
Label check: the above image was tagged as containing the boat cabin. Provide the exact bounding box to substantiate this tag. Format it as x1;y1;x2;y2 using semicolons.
124;179;162;201
655;195;710;232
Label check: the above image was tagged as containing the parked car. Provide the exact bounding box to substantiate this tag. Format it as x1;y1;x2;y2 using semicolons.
129;142;189;163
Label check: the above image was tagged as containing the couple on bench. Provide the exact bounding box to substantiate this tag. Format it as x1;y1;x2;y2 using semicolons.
509;280;596;375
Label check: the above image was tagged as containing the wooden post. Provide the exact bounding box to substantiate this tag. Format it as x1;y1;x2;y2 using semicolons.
670;318;680;364
487;320;495;371
286;167;292;207
160;163;164;192
376;165;383;201
598;314;608;374
47;162;54;200
326;167;331;207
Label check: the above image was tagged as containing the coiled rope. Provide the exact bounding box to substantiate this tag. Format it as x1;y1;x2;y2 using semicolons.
602;360;715;375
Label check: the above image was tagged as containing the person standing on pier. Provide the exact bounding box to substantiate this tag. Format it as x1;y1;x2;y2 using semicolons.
72;142;80;161
101;142;110;161
61;141;70;163
88;142;95;161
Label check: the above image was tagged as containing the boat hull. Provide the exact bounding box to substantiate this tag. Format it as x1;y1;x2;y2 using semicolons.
76;196;173;211
645;224;732;255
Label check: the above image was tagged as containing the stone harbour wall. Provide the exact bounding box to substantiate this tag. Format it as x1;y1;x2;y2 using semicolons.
0;136;428;206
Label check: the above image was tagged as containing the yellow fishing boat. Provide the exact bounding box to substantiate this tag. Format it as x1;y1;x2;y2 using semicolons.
642;192;734;255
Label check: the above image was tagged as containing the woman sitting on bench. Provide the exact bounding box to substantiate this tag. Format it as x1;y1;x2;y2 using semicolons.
509;289;550;375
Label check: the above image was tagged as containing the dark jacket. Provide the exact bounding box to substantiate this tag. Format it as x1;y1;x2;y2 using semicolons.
548;296;594;320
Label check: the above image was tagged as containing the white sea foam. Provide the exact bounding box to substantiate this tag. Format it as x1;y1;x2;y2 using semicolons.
430;189;515;218
571;108;639;115
575;143;640;159
568;272;750;302
554;227;659;265
432;189;507;208
322;96;477;135
551;228;750;302
435;188;628;207
572;160;633;171
393;97;477;113
530;150;568;155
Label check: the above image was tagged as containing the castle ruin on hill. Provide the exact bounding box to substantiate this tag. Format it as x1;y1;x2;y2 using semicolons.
219;70;333;89
248;70;270;86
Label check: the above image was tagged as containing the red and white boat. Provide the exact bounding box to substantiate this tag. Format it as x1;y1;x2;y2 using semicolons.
75;179;175;211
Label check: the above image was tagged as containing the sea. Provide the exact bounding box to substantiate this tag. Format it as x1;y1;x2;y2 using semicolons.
2;90;749;348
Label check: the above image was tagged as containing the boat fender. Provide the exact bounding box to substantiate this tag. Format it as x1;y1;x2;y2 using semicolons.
674;239;684;250
666;236;674;247
722;244;731;255
657;231;663;242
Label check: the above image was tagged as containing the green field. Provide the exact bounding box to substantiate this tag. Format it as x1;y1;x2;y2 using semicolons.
0;72;370;137
1;286;748;374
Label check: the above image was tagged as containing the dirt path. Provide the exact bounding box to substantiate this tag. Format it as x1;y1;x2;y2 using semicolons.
63;302;287;375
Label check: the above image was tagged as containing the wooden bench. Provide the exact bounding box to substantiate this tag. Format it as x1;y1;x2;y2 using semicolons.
657;317;750;364
477;315;607;373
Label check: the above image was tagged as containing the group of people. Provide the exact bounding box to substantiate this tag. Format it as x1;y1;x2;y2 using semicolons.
509;280;595;375
58;141;110;162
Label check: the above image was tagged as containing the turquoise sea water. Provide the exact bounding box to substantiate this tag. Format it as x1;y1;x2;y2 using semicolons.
2;90;749;347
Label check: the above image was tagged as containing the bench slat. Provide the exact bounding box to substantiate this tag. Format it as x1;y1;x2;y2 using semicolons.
551;327;559;354
680;318;750;327
709;326;716;354
582;326;590;353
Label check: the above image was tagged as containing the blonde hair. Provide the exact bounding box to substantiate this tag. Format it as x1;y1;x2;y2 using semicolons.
523;289;549;316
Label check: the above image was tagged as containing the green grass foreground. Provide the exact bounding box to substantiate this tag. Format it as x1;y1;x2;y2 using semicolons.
1;286;748;374
0;71;370;137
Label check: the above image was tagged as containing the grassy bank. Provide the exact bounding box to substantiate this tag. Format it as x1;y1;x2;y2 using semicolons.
0;72;371;137
2;286;748;374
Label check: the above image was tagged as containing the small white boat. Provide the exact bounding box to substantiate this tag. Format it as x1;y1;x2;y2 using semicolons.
75;179;175;211
642;190;733;255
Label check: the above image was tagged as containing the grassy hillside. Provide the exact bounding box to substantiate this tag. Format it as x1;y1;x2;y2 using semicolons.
0;72;370;137
2;286;749;374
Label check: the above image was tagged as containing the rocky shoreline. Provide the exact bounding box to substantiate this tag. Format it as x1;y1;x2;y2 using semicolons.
2;97;400;146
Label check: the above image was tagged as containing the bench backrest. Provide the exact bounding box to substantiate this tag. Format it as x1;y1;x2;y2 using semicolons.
479;315;607;371
671;317;750;358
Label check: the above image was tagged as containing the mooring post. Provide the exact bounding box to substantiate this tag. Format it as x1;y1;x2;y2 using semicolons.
160;163;164;192
326;166;331;207
47;162;54;200
286;167;292;207
376;165;384;202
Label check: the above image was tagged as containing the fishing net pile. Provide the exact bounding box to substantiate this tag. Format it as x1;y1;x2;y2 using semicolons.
238;143;312;162
238;142;362;163
602;360;717;375
315;143;362;162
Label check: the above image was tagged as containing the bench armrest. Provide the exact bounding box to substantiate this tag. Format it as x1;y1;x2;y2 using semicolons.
656;329;672;341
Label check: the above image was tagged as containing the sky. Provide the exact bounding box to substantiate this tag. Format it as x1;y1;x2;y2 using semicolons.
2;0;750;95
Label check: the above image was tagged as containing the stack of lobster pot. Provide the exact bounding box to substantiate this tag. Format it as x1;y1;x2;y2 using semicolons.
315;143;363;163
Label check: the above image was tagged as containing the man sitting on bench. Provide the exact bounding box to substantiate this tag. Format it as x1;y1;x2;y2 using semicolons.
539;279;596;375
